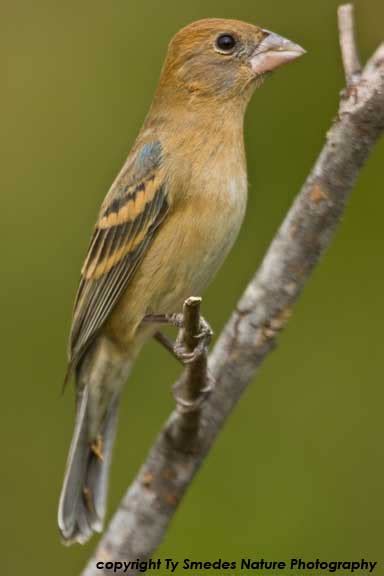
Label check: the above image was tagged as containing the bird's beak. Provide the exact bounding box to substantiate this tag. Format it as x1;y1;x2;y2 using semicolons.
250;30;306;75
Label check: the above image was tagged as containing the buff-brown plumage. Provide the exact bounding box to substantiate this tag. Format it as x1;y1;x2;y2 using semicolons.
58;18;304;544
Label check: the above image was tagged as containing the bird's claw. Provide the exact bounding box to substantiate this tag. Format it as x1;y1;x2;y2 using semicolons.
173;316;213;365
194;316;213;346
173;344;197;365
173;338;205;365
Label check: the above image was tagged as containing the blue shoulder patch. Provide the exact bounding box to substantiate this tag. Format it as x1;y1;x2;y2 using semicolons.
116;140;163;197
136;141;162;173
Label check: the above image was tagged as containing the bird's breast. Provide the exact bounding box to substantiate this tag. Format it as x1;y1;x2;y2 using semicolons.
163;161;248;301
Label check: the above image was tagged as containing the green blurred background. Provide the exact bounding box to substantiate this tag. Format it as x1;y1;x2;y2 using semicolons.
2;0;383;574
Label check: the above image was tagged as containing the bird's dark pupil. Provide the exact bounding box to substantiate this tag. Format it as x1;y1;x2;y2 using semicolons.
217;34;236;51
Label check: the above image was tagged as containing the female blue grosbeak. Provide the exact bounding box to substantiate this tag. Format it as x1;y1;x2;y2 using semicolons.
58;18;304;544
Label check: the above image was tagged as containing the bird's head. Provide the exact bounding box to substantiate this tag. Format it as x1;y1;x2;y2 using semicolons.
158;18;305;104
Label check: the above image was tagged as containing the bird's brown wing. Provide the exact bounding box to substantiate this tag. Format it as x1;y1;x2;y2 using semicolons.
68;141;168;373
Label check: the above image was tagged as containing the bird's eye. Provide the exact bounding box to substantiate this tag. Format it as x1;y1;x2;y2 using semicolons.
215;33;237;53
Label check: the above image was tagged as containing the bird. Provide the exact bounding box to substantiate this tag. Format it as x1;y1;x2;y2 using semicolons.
58;17;305;544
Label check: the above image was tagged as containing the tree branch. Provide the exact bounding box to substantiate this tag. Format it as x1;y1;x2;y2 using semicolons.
170;296;211;449
338;4;362;84
82;6;384;574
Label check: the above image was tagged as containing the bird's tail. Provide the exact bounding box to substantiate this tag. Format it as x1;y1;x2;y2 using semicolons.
58;386;120;545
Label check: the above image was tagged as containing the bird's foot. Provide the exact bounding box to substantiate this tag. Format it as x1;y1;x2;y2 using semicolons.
152;315;213;366
174;316;213;364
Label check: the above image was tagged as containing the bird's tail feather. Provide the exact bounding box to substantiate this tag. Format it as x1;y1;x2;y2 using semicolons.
58;386;119;545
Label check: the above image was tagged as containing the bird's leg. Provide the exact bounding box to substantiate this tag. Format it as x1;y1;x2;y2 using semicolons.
144;313;188;363
143;312;184;328
145;313;213;365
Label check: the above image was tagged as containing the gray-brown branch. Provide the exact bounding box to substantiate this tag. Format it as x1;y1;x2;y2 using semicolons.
338;4;362;84
171;296;211;449
82;5;384;574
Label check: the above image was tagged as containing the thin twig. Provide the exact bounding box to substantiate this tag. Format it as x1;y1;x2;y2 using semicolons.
170;296;209;448
153;331;177;360
338;4;362;84
82;8;384;575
